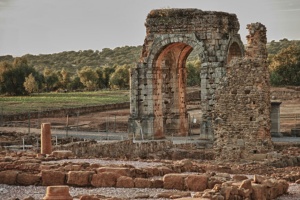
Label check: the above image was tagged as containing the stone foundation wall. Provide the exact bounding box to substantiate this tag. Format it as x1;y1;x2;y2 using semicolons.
53;140;214;160
54;140;172;159
0;166;289;200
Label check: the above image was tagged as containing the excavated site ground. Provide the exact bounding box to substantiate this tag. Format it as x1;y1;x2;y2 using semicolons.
0;94;300;199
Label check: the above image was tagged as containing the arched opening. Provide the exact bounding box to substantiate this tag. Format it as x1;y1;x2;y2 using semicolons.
152;42;193;138
227;42;243;63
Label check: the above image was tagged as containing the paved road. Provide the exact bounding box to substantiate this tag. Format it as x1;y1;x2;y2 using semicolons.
0;126;129;141
1;127;300;144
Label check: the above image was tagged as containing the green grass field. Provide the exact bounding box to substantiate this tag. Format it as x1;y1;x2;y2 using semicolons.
0;90;129;115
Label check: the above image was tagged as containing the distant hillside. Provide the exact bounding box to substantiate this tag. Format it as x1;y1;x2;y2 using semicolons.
267;38;300;55
0;46;143;74
0;39;299;74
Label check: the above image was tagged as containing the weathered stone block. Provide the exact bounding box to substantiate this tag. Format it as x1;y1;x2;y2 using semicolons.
134;178;152;188
158;166;173;175
116;176;134;188
18;163;40;171
185;175;208;191
0;170;19;185
64;164;81;171
17;173;40;185
96;167;131;177
67;171;94;186
251;183;267;200
163;174;187;190
151;179;164;188
42;170;66;186
91;172;120;187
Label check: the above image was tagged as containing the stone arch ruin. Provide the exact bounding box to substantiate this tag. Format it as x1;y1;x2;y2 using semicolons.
129;9;244;139
129;8;271;150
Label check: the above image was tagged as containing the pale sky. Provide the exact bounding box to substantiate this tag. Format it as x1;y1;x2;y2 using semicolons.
0;0;299;56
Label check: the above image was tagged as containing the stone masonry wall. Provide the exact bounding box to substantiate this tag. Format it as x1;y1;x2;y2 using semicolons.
129;9;244;139
53;140;213;160
213;23;273;160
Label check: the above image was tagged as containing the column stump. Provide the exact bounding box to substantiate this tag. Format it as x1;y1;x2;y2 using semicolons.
43;185;73;200
41;123;52;154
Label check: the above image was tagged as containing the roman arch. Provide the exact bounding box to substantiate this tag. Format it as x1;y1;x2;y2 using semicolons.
129;9;245;139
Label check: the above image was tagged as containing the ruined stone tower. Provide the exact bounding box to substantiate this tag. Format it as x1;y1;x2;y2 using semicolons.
129;9;244;139
213;23;273;160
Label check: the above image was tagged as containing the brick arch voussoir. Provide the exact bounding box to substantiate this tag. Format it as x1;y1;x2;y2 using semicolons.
146;34;206;66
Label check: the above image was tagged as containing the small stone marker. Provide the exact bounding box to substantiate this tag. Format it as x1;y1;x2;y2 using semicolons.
41;123;52;154
43;185;73;200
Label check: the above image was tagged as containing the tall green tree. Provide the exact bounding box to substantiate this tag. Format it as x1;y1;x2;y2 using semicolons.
43;67;59;91
109;64;130;89
0;57;41;95
96;65;115;89
68;76;84;91
23;73;38;94
59;68;71;89
77;66;99;90
269;44;300;86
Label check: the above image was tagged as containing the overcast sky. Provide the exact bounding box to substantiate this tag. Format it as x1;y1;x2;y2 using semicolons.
0;0;299;56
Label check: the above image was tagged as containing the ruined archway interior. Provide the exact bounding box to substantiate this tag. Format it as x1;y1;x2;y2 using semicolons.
153;43;193;138
227;42;243;63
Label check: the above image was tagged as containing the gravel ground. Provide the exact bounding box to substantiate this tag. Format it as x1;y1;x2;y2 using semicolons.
43;159;164;168
0;183;299;200
277;183;300;200
0;184;176;200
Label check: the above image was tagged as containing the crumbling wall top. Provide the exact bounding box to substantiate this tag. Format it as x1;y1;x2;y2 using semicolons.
147;8;237;19
145;8;240;34
246;22;268;59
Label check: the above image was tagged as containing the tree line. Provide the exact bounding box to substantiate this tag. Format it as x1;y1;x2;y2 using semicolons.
0;39;299;96
268;39;300;86
0;57;200;96
0;58;133;95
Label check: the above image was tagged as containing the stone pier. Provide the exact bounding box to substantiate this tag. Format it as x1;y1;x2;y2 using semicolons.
271;101;282;137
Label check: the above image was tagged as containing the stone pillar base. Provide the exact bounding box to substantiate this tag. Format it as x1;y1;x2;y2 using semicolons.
43;186;73;200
